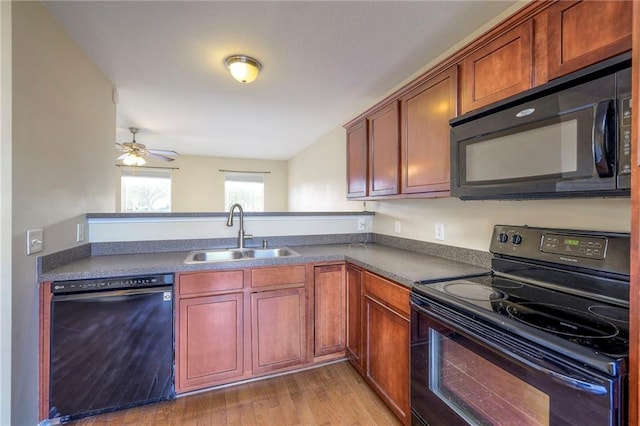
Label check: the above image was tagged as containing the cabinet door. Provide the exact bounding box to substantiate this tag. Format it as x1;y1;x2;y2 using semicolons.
346;120;368;198
363;272;410;425
547;0;632;80
345;264;363;372
314;265;346;357
365;295;410;425
177;293;243;392
401;67;457;195
460;20;534;114
368;101;400;196
251;287;307;374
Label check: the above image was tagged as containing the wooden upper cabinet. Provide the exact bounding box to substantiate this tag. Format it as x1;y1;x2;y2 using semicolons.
368;101;400;196
547;0;632;80
460;20;534;114
346;120;368;198
400;66;457;195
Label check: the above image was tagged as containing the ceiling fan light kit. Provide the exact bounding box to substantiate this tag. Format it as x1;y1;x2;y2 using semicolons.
121;152;146;166
116;127;178;166
224;55;262;83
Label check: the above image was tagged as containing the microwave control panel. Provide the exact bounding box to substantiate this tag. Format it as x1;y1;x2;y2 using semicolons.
619;95;632;175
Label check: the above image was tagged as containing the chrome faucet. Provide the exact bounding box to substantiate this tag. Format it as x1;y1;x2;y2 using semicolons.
226;203;253;249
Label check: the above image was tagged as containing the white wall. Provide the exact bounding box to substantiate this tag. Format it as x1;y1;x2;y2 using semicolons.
0;2;12;424
12;3;115;424
288;126;364;212
369;197;631;251
88;214;373;242
115;154;288;212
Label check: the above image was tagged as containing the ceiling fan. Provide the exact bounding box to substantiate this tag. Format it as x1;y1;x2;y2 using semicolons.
116;127;179;166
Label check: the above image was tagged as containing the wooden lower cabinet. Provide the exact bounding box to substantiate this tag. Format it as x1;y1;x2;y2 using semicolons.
363;271;410;425
251;287;307;374
176;293;244;392
346;264;364;372
314;264;346;357
173;264;410;426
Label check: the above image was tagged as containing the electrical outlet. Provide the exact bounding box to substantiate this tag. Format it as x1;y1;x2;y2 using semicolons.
394;220;401;234
435;223;445;241
76;223;85;242
27;229;44;255
357;218;367;231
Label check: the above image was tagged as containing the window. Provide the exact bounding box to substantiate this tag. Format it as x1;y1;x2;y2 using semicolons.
224;173;264;212
121;168;172;212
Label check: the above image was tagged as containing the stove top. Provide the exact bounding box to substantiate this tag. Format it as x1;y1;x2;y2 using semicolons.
413;275;629;358
412;225;630;376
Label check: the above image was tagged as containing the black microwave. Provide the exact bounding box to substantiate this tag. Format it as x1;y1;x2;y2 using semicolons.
450;53;632;200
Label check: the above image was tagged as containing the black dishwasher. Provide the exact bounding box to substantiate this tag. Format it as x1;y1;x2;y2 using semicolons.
49;274;175;423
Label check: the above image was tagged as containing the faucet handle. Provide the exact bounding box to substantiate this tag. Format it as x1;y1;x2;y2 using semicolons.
244;233;253;241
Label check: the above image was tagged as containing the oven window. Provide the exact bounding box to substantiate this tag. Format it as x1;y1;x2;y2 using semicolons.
429;328;550;425
465;119;578;183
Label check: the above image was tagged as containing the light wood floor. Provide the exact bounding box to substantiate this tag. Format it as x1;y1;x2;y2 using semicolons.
69;360;402;425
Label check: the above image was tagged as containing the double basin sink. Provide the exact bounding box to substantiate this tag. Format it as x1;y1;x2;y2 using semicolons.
184;247;299;264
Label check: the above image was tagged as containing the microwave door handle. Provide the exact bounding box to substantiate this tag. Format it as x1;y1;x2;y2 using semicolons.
594;100;614;177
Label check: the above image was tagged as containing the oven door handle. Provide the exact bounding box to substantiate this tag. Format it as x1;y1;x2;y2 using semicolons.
510;347;609;395
411;300;610;396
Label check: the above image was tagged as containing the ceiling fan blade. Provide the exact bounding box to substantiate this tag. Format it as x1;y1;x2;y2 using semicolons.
147;152;176;162
148;148;179;157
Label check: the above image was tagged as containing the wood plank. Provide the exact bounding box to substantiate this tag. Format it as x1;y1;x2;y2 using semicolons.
67;361;401;425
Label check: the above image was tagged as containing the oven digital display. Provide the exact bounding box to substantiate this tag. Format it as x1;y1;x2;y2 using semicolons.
541;234;607;260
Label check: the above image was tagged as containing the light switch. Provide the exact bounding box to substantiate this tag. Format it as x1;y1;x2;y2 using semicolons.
27;229;43;255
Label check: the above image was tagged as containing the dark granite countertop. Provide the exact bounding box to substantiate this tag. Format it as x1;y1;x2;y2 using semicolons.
39;243;490;288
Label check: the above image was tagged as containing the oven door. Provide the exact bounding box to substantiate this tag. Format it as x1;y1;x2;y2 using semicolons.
410;296;625;426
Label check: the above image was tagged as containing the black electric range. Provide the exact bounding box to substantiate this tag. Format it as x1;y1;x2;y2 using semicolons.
410;225;630;425
413;225;630;375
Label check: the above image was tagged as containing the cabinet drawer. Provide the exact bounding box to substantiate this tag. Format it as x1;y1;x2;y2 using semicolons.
179;270;244;295
251;265;306;289
363;272;409;318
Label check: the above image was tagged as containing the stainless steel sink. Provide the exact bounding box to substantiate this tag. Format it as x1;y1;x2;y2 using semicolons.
187;249;245;263
184;247;299;264
242;248;298;259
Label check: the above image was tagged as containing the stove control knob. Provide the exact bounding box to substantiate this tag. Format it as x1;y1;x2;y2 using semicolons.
511;234;523;245
497;233;509;243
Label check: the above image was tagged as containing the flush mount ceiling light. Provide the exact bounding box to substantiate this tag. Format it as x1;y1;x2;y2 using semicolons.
224;55;262;83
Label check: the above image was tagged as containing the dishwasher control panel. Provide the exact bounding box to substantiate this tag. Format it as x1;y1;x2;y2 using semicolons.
52;273;174;294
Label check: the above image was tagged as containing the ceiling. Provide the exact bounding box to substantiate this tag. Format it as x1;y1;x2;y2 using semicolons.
43;1;519;161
